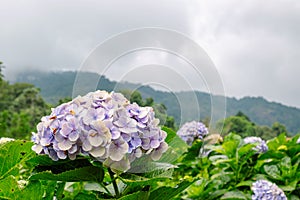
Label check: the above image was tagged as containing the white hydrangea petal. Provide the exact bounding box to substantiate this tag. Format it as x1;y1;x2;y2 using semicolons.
58;139;73;151
89;146;106;158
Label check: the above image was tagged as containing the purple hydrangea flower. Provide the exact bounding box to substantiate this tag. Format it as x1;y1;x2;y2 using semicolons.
31;90;168;172
177;121;209;145
244;136;268;153
252;180;287;200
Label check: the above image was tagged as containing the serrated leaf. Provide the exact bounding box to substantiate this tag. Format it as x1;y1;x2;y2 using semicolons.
27;154;90;166
0;140;35;180
30;166;104;182
27;155;92;174
149;180;194;200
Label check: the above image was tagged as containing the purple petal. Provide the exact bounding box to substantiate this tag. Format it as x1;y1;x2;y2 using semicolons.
69;130;79;142
57;151;67;159
89;146;106;157
150;139;160;148
58;139;72;151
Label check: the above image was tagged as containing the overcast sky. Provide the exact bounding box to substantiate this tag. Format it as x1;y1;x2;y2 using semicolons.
0;0;300;108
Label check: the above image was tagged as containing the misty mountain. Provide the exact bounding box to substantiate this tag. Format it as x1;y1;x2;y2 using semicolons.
15;70;300;135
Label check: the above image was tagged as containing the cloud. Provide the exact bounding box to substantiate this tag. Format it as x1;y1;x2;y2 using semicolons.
0;0;300;108
188;0;300;107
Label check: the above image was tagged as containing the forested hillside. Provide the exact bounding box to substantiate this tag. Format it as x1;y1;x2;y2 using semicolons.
16;70;300;134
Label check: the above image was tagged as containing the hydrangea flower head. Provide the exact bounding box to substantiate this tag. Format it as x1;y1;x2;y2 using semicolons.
32;90;168;172
244;136;268;153
176;121;209;145
252;180;287;200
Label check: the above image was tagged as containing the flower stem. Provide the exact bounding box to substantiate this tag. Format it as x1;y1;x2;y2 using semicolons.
108;168;120;198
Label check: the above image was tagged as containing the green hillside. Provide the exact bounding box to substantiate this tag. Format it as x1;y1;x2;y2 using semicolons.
16;70;300;134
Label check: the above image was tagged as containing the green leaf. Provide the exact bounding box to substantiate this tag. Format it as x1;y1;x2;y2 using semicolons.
224;133;242;143
254;158;274;171
40;181;57;200
182;139;203;162
0;140;35;180
236;181;253;187
0;176;20;200
149;180;194;200
74;192;98;200
220;190;249;200
238;143;256;158
16;181;43;200
263;165;282;180
27;155;92;174
162;126;176;144
279;180;297;191
280;156;291;169
121;170;173;187
158;134;188;164
267;134;286;151
222;140;239;158
208;189;228;200
119;186;150;200
30;166;104;182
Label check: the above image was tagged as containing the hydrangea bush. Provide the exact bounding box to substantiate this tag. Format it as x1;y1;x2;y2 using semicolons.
1;92;299;199
176;121;208;145
243;136;268;153
252;180;287;200
31;90;168;172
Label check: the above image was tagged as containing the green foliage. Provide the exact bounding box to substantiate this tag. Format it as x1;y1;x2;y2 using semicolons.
0;140;35;180
0;140;43;200
218;112;289;140
0;67;50;139
30;166;104;182
0;126;300;199
176;133;300;199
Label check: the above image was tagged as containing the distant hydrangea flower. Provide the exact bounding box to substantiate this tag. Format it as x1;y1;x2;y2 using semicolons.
297;136;300;144
0;137;15;145
176;121;209;145
31;90;168;172
252;180;287;200
244;136;268;153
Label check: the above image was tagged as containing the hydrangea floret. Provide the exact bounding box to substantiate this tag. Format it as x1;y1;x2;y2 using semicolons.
243;136;268;153
31;90;168;172
176;121;209;145
252;179;287;200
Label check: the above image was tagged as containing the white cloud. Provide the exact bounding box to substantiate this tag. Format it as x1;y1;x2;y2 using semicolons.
0;0;300;107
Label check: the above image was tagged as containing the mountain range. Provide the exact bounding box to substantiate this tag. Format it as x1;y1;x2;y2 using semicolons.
15;70;300;135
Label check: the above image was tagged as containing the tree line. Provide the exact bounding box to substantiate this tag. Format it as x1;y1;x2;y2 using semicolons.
0;61;290;140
